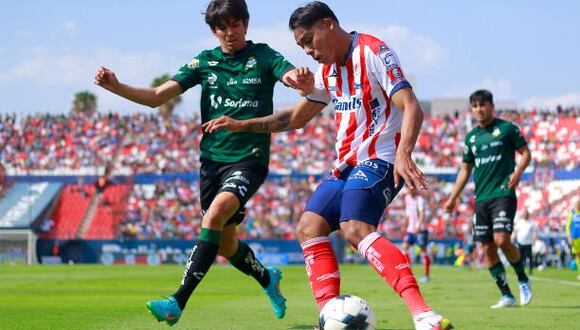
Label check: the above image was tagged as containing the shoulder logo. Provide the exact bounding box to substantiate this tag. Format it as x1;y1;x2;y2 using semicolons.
493;127;501;137
245;56;257;70
207;61;219;66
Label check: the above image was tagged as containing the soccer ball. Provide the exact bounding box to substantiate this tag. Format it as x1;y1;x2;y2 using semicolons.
318;295;376;330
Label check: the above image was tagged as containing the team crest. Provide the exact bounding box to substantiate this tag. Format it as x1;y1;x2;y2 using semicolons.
492;127;501;137
245;57;257;70
187;58;200;69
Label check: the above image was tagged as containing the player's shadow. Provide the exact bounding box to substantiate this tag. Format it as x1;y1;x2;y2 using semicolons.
288;325;410;330
527;305;580;309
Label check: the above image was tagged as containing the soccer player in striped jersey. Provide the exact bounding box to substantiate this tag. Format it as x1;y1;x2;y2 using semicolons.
203;2;452;329
401;189;431;282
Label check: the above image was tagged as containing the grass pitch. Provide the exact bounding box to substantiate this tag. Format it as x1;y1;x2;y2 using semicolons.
0;264;578;329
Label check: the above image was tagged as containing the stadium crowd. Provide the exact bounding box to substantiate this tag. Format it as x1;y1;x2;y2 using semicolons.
1;108;578;243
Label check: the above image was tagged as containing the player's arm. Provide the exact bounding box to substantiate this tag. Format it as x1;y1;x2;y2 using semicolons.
202;98;325;133
391;88;428;191
444;162;473;213
566;212;573;243
94;66;182;108
507;145;531;189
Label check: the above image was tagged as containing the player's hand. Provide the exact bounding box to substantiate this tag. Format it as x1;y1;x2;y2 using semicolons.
285;67;314;96
444;196;457;213
394;152;428;191
202;115;243;133
506;171;521;189
94;66;120;92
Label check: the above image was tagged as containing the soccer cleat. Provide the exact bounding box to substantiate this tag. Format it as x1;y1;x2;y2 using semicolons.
490;295;516;309
263;266;287;319
146;296;182;326
419;276;431;283
518;280;533;306
412;311;454;330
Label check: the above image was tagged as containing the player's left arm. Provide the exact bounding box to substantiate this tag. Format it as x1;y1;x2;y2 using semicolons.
392;88;428;191
507;144;531;189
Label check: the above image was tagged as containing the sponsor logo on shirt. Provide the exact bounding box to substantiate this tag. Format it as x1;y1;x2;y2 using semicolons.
474;154;502;168
387;66;405;85
242;77;262;85
332;97;362;111
209;96;259;109
227;77;237;86
208;73;218;85
380;51;397;69
207;61;219;66
328;69;338;77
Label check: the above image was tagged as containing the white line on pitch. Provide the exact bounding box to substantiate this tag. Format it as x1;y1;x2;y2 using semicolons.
530;276;580;287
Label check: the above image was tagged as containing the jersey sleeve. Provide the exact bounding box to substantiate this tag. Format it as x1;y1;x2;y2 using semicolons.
508;123;528;150
462;135;475;163
369;43;412;98
265;46;295;81
306;65;332;105
171;56;203;93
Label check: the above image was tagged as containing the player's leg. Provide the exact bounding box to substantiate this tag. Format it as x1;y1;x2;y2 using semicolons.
491;196;531;305
572;239;580;279
298;176;343;310
418;231;430;281
401;233;413;264
475;199;515;308
339;160;451;329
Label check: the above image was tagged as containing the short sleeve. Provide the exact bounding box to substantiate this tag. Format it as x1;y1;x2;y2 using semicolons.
462;135;475;164
369;43;412;98
171;56;203;93
508;123;527;150
306;65;331;104
266;47;295;81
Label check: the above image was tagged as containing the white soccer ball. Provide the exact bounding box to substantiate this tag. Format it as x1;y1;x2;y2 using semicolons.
318;294;376;330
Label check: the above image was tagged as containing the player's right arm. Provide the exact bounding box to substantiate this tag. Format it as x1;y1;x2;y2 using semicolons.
444;162;473;213
94;66;182;108
203;98;325;133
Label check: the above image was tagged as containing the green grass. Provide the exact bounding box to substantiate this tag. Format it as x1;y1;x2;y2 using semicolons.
0;264;578;329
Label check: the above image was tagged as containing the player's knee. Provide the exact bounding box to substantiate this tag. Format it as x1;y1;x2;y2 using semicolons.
296;213;330;243
340;221;374;247
493;236;511;248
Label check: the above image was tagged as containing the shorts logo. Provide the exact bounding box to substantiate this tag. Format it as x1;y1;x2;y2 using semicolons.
352;170;368;181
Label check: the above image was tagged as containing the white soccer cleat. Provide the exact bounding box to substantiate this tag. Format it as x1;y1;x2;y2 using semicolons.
518;281;532;306
490;295;516;309
412;311;453;330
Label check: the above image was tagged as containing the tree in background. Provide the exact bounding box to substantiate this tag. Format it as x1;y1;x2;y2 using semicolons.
72;91;97;115
152;74;182;118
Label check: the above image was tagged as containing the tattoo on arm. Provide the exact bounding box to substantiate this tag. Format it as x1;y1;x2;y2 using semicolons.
247;111;292;132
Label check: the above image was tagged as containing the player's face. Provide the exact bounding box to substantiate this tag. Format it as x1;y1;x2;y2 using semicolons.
212;18;248;54
471;100;494;126
293;19;335;64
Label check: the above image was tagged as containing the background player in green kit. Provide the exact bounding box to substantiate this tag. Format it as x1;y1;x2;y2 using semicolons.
94;0;312;326
445;89;533;308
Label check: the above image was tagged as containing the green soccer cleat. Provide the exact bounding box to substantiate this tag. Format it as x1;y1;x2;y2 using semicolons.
263;266;287;319
146;296;182;326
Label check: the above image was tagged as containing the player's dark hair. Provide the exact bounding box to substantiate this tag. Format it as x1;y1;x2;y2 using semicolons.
289;1;339;31
469;89;494;105
205;0;249;30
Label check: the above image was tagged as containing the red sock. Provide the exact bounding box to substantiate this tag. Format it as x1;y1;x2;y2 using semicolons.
422;252;431;277
301;237;340;310
358;233;431;316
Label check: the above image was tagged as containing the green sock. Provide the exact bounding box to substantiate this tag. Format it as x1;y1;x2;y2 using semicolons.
510;258;529;282
229;240;270;288
490;262;513;297
173;228;221;310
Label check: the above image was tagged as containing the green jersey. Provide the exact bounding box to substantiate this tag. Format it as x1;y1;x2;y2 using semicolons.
172;41;294;167
462;118;527;202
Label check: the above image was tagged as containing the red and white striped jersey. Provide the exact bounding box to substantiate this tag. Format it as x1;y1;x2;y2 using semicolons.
306;32;411;175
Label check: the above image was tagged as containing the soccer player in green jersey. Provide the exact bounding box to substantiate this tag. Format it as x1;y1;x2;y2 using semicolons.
94;0;312;326
445;89;533;308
